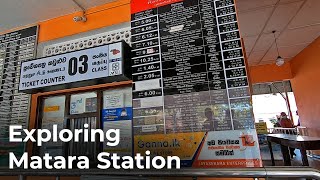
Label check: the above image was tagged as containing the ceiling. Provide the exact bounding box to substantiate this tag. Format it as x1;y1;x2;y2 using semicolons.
237;0;320;66
0;0;319;66
0;0;116;31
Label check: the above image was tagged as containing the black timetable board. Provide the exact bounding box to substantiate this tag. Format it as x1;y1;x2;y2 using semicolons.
0;26;38;132
131;0;254;135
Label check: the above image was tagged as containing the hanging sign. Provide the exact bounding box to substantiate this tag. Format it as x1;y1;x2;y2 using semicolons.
19;41;131;93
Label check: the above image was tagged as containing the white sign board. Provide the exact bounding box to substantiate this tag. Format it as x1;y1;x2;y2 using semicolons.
19;42;124;92
193;129;262;168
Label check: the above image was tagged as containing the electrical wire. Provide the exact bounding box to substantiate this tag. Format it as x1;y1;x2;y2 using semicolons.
272;31;280;57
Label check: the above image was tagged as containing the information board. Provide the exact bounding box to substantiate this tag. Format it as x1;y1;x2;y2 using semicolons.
19;41;131;93
0;25;38;166
131;0;262;168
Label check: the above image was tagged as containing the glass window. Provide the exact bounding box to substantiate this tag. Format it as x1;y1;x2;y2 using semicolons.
70;92;97;115
102;87;132;156
40;95;65;156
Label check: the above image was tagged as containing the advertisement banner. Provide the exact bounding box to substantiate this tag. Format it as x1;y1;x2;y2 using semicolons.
134;132;206;166
193;130;262;168
134;130;262;168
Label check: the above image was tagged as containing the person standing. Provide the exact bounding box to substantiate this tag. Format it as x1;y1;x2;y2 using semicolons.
279;112;294;128
203;108;214;131
279;112;296;158
296;110;301;126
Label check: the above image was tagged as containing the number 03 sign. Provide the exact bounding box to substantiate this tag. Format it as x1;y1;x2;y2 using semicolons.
19;41;131;93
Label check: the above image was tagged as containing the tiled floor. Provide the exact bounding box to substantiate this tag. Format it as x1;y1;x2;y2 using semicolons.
263;149;320;168
262;150;320;180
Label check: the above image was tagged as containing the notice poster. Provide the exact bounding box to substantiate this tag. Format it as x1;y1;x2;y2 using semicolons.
102;87;133;156
102;88;133;121
131;0;262;167
70;92;97;114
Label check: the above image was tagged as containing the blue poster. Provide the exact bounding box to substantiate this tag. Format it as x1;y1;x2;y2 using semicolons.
102;107;133;121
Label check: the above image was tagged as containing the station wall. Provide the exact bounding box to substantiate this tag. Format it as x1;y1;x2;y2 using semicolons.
37;0;131;42
290;37;320;143
248;63;292;84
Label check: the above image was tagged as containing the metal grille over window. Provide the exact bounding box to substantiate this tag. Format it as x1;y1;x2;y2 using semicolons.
68;117;98;161
0;26;38;138
252;81;293;95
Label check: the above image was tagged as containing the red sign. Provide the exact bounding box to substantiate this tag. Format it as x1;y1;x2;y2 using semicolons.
131;0;183;14
110;49;120;55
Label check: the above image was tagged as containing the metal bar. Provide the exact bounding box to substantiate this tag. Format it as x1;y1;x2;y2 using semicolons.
271;82;286;100
0;167;320;179
18;175;24;180
285;91;294;122
265;167;320;179
71;0;86;13
268;141;275;166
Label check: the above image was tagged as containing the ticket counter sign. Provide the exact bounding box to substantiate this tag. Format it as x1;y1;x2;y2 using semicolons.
19;41;131;93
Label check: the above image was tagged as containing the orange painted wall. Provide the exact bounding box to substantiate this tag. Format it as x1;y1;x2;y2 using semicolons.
290;37;320;139
248;62;293;84
0;0;131;41
38;0;130;42
19;0;132;155
0;0;312;178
